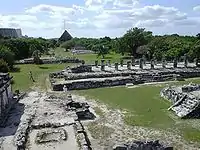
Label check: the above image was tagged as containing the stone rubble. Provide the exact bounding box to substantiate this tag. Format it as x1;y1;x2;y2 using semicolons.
161;83;200;118
0;91;95;150
113;140;173;150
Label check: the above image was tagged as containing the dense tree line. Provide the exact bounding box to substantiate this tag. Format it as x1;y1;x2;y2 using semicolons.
1;27;200;73
0;37;58;72
62;27;200;61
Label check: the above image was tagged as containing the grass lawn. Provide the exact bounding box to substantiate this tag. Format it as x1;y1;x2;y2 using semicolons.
54;47;126;64
78;78;200;143
10;64;66;91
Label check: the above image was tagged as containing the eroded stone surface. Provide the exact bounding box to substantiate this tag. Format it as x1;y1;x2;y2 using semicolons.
50;62;200;91
161;83;200;118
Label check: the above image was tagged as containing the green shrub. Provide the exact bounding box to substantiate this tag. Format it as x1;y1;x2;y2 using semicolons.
0;59;9;73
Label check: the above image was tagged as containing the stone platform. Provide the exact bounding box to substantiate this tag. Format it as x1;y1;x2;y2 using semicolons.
50;62;200;91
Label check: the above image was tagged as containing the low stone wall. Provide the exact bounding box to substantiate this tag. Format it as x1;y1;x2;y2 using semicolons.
51;73;183;91
51;68;200;81
52;77;137;91
16;57;82;64
71;65;92;73
113;140;173;150
64;72;137;80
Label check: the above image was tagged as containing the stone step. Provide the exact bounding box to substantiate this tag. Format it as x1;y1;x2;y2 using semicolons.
181;104;191;110
185;100;196;105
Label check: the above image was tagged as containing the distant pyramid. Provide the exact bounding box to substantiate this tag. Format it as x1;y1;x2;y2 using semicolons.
59;30;72;42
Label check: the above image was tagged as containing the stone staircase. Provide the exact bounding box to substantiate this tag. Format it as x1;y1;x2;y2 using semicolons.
161;85;200;118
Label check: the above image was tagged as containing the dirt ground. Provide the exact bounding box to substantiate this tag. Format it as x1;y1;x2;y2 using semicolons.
1;89;200;150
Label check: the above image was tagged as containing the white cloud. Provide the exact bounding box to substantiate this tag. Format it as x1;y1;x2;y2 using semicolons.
131;5;186;21
173;18;200;26
135;19;169;28
26;4;75;14
193;5;200;11
25;4;85;20
0;1;199;38
93;4;188;30
85;0;103;7
113;0;139;7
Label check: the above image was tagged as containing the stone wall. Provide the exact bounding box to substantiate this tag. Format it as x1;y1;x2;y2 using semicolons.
16;57;82;64
161;84;200;118
52;76;136;91
113;140;173;150
0;28;22;38
0;73;14;123
64;72;137;80
71;65;92;73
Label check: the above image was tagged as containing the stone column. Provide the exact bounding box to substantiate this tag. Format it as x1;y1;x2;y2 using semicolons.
142;55;146;65
195;58;199;67
95;60;98;68
173;58;177;68
139;59;143;69
101;59;105;65
154;59;157;65
108;60;111;67
81;60;85;66
101;59;105;71
153;54;157;65
131;57;135;66
0;93;3;117
184;54;188;68
151;59;154;69
127;61;131;70
115;63;119;71
162;59;166;68
120;59;123;67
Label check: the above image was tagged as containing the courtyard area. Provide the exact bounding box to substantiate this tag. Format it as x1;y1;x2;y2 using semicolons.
3;54;200;149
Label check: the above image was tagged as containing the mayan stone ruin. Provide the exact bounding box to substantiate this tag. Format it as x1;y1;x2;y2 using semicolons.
0;73;14;124
49;59;200;91
0;91;95;150
161;83;200;118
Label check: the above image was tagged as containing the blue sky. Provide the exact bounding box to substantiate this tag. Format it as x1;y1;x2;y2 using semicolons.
1;0;200;38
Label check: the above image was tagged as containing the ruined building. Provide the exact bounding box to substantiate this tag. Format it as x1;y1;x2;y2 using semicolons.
58;30;72;42
0;73;13;123
0;28;22;38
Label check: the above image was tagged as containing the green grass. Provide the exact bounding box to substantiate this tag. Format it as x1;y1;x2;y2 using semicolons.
78;79;200;143
10;64;66;91
54;47;127;64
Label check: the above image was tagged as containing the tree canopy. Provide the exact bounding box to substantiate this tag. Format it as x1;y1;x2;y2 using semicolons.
1;27;200;72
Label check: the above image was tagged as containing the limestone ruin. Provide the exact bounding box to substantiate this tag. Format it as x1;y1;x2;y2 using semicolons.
49;60;200;91
0;73;14;124
161;83;200;118
0;91;95;150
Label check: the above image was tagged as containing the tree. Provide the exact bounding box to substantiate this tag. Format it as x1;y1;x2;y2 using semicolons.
0;45;15;68
0;59;9;73
119;27;152;57
32;50;42;64
196;33;200;40
61;39;75;51
96;44;109;58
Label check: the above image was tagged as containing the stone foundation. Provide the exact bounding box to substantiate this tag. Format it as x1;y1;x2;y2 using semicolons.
161;83;200;118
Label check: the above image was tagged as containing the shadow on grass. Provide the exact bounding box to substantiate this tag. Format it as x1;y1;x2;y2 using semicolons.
103;56;113;59
39;66;49;69
10;67;21;72
121;56;132;59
